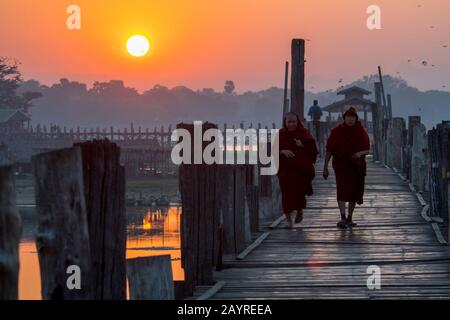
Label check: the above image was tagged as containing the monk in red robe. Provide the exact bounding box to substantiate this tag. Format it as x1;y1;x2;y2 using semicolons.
323;107;370;228
277;112;318;228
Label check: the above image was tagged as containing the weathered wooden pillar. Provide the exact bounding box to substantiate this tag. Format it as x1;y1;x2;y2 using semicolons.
75;140;126;300
32;147;93;299
427;122;450;226
387;94;393;119
386;118;406;169
127;255;174;300
258;130;282;221
218;165;252;255
246;165;260;233
372;82;384;162
406;116;422;179
0;165;22;300
363;107;368;127
177;122;222;297
290;39;305;120
411;123;428;192
282;61;289;124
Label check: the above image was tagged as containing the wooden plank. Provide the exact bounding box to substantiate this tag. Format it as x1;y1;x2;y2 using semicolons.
203;160;450;300
196;281;226;300
236;232;270;260
416;192;427;206
421;205;432;222
269;215;286;229
431;223;447;244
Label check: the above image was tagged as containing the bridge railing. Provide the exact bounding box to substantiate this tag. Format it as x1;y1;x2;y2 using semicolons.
374;115;450;244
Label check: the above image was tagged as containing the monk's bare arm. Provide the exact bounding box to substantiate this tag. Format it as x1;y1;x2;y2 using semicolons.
360;150;370;156
324;151;332;167
323;151;332;179
353;149;370;158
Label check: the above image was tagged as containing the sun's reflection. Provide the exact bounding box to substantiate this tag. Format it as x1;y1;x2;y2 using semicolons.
18;206;183;300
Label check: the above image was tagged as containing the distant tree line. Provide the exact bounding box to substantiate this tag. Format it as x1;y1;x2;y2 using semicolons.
2;57;450;129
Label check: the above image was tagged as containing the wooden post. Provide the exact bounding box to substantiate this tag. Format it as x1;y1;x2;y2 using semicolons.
290;39;305;120
282;61;289;123
177;122;221;296
438;122;450;223
386;117;406;169
0;165;22;300
75;140;126;300
31;147;93;300
411;123;428;192
378;66;387;114
427;122;450;222
218;165;252;255
372;82;384;162
406;116;422;179
387;94;393;119
246;165;260;233
127;255;174;300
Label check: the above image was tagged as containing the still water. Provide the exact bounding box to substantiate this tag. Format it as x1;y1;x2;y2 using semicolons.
18;206;183;300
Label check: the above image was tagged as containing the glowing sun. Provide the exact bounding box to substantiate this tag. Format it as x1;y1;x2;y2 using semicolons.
126;35;150;57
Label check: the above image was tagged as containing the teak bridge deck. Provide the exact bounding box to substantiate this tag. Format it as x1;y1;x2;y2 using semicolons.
193;159;450;299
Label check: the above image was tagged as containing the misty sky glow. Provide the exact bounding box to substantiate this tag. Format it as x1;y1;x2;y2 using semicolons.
1;0;449;92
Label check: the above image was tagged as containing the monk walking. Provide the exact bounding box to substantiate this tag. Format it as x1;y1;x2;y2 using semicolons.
277;112;318;228
323;107;370;228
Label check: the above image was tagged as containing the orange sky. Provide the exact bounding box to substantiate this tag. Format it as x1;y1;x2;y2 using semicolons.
1;0;449;92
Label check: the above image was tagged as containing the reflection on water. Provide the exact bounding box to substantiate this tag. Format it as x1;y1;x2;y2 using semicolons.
18;206;183;300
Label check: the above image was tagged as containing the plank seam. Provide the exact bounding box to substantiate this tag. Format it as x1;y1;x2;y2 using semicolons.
269;215;286;229
384;165;445;246
236;232;270;260
196;281;226;300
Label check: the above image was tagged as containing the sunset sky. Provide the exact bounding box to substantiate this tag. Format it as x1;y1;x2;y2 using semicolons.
1;0;450;92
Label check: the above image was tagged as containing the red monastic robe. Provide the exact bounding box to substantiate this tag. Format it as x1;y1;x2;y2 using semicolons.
277;116;319;213
326;121;370;204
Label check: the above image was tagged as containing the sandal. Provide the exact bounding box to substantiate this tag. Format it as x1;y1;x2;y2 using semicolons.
295;212;303;224
346;221;357;227
286;215;294;229
337;220;347;229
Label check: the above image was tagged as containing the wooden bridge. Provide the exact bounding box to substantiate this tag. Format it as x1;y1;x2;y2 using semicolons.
188;158;450;300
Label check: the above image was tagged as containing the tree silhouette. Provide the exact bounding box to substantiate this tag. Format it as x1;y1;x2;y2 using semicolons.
0;57;42;112
224;80;235;94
